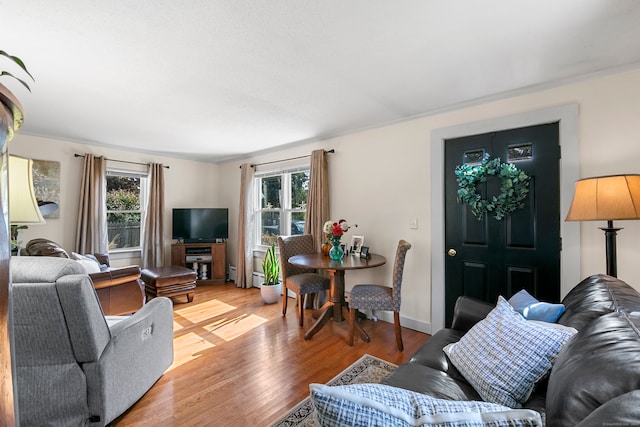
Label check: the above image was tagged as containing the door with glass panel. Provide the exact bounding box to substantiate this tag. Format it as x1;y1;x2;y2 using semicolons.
444;123;561;326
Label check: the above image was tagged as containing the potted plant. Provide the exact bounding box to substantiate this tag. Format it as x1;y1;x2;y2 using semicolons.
260;243;281;304
1;50;33;139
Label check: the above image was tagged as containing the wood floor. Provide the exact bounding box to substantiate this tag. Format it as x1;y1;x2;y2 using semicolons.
112;283;430;427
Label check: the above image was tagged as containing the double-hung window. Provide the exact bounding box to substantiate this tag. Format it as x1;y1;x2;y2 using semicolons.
254;167;309;248
106;169;148;251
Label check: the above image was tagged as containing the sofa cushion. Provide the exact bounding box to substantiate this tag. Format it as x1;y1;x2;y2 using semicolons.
546;312;640;426
382;362;481;401
443;296;575;408
508;289;565;323
310;383;542;426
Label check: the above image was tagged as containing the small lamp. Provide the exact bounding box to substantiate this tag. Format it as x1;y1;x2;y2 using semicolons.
9;155;45;253
565;174;640;277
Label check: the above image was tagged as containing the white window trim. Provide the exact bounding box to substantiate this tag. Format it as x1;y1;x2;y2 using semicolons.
106;168;148;253
253;165;309;251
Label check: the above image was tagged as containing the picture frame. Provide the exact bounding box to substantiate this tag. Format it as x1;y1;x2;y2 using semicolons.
350;235;364;255
359;246;370;259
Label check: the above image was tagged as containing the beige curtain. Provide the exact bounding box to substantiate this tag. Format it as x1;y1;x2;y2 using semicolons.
305;149;329;251
75;154;108;254
236;163;255;288
142;163;165;268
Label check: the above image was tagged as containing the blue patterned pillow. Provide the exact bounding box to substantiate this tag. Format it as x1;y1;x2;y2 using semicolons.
443;296;575;408
310;383;542;426
508;289;565;323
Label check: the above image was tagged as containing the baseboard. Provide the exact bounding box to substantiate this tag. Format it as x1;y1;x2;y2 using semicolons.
358;309;432;335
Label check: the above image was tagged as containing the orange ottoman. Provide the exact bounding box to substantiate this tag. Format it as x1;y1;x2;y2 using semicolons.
142;265;197;303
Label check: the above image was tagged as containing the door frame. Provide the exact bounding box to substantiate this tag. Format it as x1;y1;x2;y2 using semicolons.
430;104;581;333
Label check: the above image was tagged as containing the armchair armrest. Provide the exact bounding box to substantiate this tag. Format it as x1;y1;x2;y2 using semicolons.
450;296;495;332
82;297;174;424
89;266;145;315
90;266;141;289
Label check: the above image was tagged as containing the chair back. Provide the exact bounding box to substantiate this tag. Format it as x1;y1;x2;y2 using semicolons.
277;234;317;281
391;240;412;310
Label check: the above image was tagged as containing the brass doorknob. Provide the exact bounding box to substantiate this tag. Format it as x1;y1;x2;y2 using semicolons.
447;249;457;257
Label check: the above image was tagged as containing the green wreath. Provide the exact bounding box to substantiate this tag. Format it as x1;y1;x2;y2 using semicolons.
455;153;531;220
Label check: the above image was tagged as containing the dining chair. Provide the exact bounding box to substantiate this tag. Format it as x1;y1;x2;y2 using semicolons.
277;234;330;327
348;240;412;351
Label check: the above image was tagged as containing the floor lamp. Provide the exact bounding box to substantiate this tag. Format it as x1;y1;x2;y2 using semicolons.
565;174;640;277
8;155;45;253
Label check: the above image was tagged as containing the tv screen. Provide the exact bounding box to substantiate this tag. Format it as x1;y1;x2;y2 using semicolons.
172;208;229;242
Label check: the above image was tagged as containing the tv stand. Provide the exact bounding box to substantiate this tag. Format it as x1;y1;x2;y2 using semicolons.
171;242;226;285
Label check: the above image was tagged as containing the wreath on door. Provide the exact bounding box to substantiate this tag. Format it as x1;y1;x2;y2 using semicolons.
455;153;531;220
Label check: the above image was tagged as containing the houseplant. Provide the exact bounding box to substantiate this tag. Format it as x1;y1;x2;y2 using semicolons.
260;243;281;304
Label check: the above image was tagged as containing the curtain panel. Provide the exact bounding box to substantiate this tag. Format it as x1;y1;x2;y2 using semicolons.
142;163;165;268
75;154;108;254
305;149;329;251
236;163;255;288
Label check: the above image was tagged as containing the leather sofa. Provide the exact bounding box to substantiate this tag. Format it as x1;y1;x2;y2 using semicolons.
21;238;145;315
382;274;640;426
11;256;174;426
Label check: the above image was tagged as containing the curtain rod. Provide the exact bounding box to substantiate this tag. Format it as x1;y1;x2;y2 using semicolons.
240;149;334;168
74;153;170;169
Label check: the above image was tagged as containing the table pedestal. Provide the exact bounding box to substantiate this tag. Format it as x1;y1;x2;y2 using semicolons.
303;269;370;341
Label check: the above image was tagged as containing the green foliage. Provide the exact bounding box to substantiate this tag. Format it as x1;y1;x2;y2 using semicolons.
261;244;280;286
455;153;531;221
107;189;140;222
1;50;34;92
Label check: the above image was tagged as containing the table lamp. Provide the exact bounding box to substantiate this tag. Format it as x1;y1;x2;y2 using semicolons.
9;155;45;253
565;174;640;277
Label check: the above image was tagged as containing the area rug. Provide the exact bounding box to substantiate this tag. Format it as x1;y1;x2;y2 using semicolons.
271;354;398;426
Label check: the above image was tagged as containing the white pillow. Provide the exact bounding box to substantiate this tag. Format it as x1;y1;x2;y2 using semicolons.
71;252;101;273
443;296;576;408
310;383;542;426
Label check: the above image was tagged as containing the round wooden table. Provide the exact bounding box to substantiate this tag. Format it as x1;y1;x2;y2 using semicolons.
288;253;386;341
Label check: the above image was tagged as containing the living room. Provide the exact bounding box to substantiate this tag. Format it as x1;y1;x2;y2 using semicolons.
3;1;640;425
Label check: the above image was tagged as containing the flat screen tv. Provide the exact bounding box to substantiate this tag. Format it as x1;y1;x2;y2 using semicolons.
172;208;229;243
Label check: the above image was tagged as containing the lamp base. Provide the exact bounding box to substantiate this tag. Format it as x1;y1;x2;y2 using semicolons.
599;220;621;277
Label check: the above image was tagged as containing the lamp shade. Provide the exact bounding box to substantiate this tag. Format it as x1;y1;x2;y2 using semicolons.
566;174;640;221
9;155;45;224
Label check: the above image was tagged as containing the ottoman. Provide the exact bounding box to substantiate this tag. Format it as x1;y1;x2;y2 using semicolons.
142;265;197;303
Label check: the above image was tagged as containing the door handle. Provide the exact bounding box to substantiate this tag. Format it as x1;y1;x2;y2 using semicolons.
447;249;457;257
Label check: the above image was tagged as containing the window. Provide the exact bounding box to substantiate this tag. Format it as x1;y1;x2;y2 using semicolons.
255;168;309;247
106;169;148;251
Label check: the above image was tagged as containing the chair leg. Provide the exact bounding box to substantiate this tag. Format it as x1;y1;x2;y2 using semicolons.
348;306;357;346
281;286;288;316
394;311;403;352
297;294;304;328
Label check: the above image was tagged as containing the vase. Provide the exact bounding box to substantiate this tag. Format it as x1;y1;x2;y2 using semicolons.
329;240;344;260
321;242;332;256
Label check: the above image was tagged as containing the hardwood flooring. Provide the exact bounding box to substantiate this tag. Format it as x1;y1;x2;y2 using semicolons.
112;283;430;426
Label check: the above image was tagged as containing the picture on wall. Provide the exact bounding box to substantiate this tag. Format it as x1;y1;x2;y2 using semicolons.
32;159;61;219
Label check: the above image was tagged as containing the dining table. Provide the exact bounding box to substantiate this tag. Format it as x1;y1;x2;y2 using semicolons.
287;252;386;340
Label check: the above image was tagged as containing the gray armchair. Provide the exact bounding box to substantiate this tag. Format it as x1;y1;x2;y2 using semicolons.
11;256;174;426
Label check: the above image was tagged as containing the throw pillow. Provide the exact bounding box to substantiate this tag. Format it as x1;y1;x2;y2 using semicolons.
71;252;107;272
310;383;542;426
443;296;575;408
508;289;565;323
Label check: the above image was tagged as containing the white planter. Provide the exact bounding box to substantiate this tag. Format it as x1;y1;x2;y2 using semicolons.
260;282;282;304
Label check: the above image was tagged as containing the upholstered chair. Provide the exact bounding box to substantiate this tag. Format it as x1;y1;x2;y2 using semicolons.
348;240;412;351
277;234;330;327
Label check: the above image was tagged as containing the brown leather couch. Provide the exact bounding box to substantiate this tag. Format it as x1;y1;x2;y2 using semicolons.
21;239;145;315
90;253;145;315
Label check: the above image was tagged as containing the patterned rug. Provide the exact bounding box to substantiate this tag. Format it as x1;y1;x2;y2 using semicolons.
271;354;398;426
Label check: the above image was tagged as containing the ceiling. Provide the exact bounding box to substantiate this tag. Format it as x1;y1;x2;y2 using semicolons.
3;1;640;163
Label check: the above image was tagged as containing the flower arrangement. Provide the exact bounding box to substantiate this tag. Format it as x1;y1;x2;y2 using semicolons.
323;219;357;244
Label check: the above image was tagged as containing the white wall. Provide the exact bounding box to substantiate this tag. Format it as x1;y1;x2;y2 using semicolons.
11;68;640;333
9;134;220;267
220;68;640;333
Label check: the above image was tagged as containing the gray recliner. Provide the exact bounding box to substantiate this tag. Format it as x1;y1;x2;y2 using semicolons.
11;256;174;426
